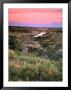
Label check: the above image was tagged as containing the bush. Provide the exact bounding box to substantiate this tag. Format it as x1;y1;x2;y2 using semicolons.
9;36;21;50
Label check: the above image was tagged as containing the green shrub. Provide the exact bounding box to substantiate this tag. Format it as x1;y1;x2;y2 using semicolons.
9;36;21;50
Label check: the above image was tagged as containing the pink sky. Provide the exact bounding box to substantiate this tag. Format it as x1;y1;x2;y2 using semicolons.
8;8;62;27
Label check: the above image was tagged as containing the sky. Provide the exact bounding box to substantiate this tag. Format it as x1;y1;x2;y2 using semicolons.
8;8;62;27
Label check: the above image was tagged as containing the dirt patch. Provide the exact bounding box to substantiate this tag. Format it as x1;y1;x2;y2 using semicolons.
9;60;24;69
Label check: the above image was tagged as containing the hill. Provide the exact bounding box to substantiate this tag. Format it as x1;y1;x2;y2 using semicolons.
9;26;62;81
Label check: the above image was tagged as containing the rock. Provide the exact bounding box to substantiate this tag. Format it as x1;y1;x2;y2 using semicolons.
22;47;28;53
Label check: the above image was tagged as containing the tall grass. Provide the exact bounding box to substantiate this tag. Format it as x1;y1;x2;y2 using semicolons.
9;50;62;81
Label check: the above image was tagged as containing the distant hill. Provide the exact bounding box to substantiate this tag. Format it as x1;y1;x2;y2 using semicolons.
9;26;62;31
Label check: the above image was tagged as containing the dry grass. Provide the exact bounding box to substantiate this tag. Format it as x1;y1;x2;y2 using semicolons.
9;50;62;81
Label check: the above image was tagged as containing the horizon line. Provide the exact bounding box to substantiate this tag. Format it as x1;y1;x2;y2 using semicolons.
9;25;62;28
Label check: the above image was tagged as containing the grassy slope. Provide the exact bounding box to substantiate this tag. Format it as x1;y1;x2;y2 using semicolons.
9;50;62;81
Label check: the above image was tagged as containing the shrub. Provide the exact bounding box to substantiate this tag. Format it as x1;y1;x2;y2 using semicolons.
9;36;21;50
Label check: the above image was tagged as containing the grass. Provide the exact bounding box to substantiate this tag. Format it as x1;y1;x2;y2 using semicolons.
9;49;62;81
